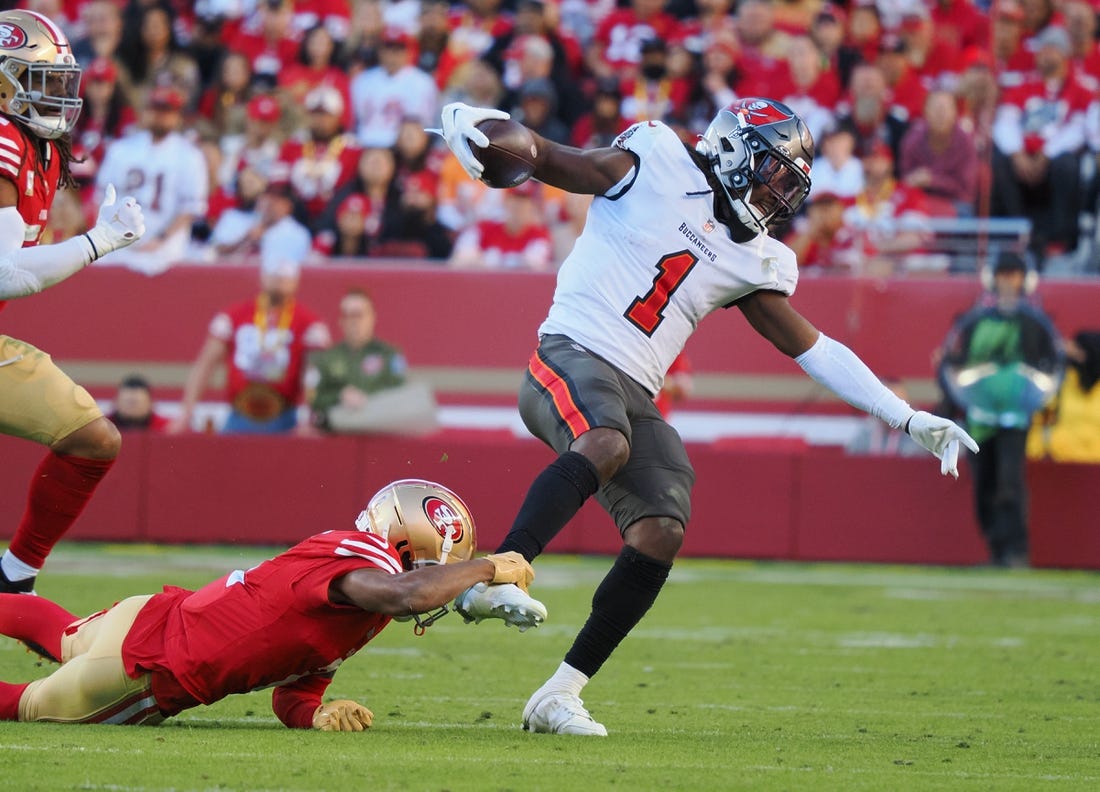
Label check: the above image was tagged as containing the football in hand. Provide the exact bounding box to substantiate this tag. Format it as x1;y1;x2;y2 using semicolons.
473;119;538;188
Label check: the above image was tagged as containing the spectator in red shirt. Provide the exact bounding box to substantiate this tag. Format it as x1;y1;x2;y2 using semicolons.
107;375;170;433
835;62;911;165
314;147;401;256
875;34;927;125
774;34;842;143
782;190;859;272
72;57;135;208
571;78;630;149
618;37;692;128
653;353;693;418
0;479;538;727
196;50;254;137
843;141;934;275
991;25;1091;261
1064;1;1100;85
277;85;361;227
587;0;682;81
451;180;553;270
278;23;352;128
170;222;331;435
992;2;1036;90
930;0;990;55
219;94;285;189
225;0;301;90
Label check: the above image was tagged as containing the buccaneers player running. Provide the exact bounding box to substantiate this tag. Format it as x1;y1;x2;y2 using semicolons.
0;10;145;595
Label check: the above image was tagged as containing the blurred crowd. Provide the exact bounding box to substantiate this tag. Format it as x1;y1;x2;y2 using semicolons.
26;0;1100;274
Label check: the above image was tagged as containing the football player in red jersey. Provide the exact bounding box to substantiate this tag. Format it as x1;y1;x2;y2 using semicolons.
0;479;540;729
0;10;146;596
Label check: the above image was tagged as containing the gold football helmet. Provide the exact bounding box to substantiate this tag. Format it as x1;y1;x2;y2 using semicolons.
356;478;477;569
0;10;82;139
356;479;478;633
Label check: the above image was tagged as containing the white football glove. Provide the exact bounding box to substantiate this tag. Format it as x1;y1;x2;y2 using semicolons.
906;411;980;479
85;184;145;259
435;102;510;181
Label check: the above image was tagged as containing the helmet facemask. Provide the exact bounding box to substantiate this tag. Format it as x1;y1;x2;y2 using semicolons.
696;99;813;238
355;479;477;633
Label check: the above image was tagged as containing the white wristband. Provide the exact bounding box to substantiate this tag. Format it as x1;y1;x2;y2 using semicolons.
795;333;916;429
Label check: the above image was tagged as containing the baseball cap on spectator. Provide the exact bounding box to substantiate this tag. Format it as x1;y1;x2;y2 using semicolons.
900;5;929;29
86;57;117;83
815;3;846;26
304;85;344;116
593;76;622;99
247;94;281;123
961;46;995;70
519;77;556;102
148;85;184;111
996;2;1025;23
809;190;844;207
864;140;894;161
381;27;414;48
337;193;369;218
404;171;438;196
704;36;739;63
878;33;907;54
260;221;311;278
993;250;1028;274
1033;26;1072;54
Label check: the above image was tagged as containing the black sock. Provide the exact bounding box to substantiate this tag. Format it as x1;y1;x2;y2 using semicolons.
564;545;671;678
495;451;600;561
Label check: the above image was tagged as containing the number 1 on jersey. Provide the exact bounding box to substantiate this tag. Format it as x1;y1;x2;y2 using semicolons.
624;250;698;336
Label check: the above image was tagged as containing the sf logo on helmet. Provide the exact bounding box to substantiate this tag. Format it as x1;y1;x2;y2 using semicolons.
423;497;464;542
0;24;27;49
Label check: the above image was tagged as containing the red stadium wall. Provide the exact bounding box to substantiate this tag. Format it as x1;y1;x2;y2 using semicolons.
2;264;1098;568
0;431;1096;568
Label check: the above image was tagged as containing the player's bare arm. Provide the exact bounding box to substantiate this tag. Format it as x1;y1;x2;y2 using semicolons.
330;552;534;617
530;138;635;196
437;102;633;196
736;290;821;358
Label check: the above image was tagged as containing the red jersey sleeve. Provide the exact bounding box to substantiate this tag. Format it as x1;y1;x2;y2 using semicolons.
272;672;333;729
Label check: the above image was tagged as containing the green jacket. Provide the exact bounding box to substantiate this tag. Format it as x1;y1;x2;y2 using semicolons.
309;340;408;420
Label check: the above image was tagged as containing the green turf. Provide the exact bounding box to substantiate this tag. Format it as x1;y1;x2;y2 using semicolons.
1;544;1098;791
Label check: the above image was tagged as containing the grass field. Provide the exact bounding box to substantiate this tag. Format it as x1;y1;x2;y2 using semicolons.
0;543;1098;791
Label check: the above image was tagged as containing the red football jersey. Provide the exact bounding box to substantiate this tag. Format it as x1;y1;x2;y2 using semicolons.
208;297;330;405
121;530;402;715
0;117;60;312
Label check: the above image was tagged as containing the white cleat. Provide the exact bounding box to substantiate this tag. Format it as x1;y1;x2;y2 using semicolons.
454;582;547;631
522;689;608;736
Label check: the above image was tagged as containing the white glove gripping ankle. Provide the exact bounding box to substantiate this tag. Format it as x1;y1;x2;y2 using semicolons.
83;184;145;259
905;411;980;479
435;102;511;181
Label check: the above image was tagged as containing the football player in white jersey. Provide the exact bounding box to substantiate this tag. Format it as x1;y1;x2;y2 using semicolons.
438;98;979;736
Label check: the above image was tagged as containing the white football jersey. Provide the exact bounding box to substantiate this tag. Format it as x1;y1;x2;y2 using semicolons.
97;130;208;239
539;121;799;395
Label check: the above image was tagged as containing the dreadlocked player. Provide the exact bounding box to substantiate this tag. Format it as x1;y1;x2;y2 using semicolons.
0;10;145;596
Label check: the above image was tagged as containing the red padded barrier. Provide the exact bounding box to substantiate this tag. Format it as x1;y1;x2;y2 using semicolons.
7;432;1094;567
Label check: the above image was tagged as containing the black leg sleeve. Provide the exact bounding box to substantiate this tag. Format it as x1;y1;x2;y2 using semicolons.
495;451;600;561
564;545;672;679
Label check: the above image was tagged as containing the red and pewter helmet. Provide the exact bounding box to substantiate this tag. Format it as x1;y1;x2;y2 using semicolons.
0;10;82;139
695;98;813;235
